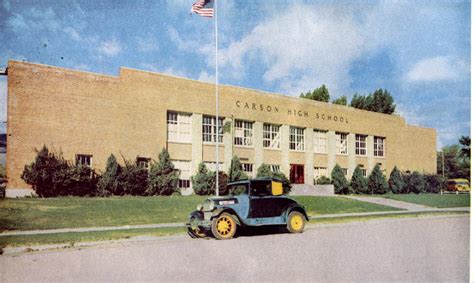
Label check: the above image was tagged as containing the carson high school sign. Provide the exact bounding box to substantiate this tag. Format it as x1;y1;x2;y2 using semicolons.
235;100;350;124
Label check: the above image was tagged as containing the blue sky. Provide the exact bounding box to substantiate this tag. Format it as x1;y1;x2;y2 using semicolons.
0;0;470;148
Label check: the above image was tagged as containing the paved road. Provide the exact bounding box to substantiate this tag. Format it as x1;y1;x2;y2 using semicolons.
1;216;469;282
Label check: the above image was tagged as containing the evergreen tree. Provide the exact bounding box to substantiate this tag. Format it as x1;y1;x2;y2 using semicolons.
350;93;368;110
350;166;368;194
147;148;179;196
209;171;229;195
300;84;330;102
404;171;426;194
118;158;149;196
332;95;347;106
97;154;121;196
331;164;349;194
424;174;446;194
228;156;247;182
388;166;404;194
368;164;388;194
367;89;396;114
191;162;214;195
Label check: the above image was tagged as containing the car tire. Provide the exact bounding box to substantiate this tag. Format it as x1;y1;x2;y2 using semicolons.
211;212;237;240
287;211;305;233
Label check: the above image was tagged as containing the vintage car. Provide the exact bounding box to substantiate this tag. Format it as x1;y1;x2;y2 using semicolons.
186;177;309;239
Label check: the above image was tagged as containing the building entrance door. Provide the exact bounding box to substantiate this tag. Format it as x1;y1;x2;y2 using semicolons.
290;164;304;184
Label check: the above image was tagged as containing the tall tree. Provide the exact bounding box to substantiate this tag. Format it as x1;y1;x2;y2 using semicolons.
332;95;348;106
368;164;388;194
350;165;368;194
388;166;404;194
459;136;471;160
368;89;396;114
350;93;369;110
331;164;349;194
300;84;330;102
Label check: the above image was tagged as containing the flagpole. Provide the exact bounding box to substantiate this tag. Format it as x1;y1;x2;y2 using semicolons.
214;0;219;197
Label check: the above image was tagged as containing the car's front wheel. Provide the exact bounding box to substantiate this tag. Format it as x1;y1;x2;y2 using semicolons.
211;212;237;240
287;211;305;233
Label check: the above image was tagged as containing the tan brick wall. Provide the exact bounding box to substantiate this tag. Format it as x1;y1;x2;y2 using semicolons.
6;60;437;192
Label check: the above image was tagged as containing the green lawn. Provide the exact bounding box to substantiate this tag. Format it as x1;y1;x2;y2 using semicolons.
0;227;185;248
384;194;470;208
292;196;402;216
0;195;400;232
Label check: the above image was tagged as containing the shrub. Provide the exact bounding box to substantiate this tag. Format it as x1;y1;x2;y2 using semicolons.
96;154;121;196
316;176;331;185
21;146;96;197
228;156;247;182
147;148;179;196
118;158;149;196
388;166;404;194
210;171;229;195
404;171;427;194
424;174;446;193
368;164;388;194
350;166;368;194
331;164;349;194
191;162;214;195
256;163;291;194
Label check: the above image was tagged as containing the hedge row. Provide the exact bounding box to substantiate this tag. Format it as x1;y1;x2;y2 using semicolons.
21;146;179;197
316;164;447;195
21;147;292;197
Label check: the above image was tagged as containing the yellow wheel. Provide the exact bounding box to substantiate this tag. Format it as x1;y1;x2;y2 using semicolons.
211;212;237;240
287;211;305;233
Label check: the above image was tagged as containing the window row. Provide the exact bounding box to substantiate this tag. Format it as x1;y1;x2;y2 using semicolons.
166;111;385;157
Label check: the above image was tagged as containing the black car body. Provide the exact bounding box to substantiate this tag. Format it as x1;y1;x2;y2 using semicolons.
186;178;309;239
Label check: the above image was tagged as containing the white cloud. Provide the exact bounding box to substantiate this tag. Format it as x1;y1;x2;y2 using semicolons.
405;56;469;82
218;4;365;96
98;39;122;57
197;71;215;83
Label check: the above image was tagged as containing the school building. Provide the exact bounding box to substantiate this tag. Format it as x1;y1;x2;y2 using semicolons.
5;60;436;197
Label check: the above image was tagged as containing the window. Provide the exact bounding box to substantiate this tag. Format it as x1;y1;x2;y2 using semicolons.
263;123;281;149
167;111;191;143
270;164;280;173
76;154;92;167
355;134;367;156
374;136;385;157
358;165;367;177
203;116;224;143
204;161;224;172
290;126;305;151
173;160;191;189
234;120;253;146
336;132;348;155
314;167;328;179
313;130;327;154
241;163;253;176
137;157;151;170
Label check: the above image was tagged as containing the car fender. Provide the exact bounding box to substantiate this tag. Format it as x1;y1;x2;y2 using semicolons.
284;204;309;221
211;208;242;226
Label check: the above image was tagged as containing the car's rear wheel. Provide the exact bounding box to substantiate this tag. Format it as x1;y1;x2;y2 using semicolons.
287;211;305;233
211;212;237;240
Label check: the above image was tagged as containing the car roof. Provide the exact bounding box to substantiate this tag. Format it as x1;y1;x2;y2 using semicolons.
227;177;283;186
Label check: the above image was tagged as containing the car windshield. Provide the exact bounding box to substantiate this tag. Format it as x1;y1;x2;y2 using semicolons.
225;184;248;196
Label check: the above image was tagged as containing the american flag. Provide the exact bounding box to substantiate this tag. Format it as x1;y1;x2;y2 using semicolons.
191;0;214;18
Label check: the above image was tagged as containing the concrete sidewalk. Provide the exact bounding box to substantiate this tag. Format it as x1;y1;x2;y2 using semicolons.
0;207;469;237
344;196;433;211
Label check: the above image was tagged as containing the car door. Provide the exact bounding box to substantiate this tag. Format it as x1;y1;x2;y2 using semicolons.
249;196;292;218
